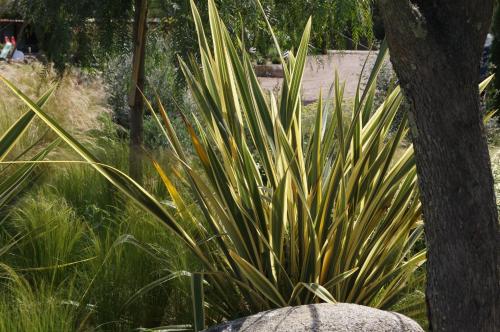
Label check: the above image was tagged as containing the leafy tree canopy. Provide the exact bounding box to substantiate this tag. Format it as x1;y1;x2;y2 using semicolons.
7;0;133;69
6;0;375;69
0;0;17;17
153;0;374;56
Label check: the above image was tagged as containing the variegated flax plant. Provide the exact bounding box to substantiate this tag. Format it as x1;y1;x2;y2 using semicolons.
6;0;496;325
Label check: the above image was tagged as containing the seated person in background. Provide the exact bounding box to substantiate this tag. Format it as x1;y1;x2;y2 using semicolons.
7;36;16;58
0;36;13;60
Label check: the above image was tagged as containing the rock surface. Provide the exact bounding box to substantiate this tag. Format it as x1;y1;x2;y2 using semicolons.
203;303;424;332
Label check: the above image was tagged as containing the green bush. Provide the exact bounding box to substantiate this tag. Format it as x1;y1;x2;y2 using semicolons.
102;30;187;149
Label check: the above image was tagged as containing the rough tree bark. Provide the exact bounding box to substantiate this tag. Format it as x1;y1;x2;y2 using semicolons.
128;0;148;182
378;1;499;331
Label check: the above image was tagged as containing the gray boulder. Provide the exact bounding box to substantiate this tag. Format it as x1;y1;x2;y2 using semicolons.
204;303;424;332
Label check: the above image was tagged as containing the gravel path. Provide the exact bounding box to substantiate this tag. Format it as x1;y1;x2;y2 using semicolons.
258;51;381;104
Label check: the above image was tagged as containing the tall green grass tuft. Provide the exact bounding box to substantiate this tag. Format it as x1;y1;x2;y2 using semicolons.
0;62;201;330
83;204;197;329
8;193;87;269
1;186;197;330
0;272;84;332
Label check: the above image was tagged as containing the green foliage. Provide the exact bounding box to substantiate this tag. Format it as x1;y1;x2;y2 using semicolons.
0;0;427;325
7;193;87;271
13;0;375;69
151;0;273;60
0;81;84;332
0;272;83;332
82;204;197;329
0;0;16;16
0;86;57;218
0;72;197;330
16;0;133;69
156;0;374;61
156;0;424;316
0;187;196;330
0;129;197;331
2;3;500;330
144;115;170;149
273;0;374;52
102;30;186;149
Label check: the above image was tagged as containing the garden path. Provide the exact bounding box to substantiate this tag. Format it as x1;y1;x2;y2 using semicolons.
259;51;382;104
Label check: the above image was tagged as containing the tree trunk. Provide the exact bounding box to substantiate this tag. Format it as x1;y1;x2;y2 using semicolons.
378;1;499;331
16;22;28;45
128;0;148;182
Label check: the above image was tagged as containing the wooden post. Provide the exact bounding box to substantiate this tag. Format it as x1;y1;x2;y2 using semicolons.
128;0;148;182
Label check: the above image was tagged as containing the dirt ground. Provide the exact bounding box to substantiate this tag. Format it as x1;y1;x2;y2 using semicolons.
258;51;381;104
